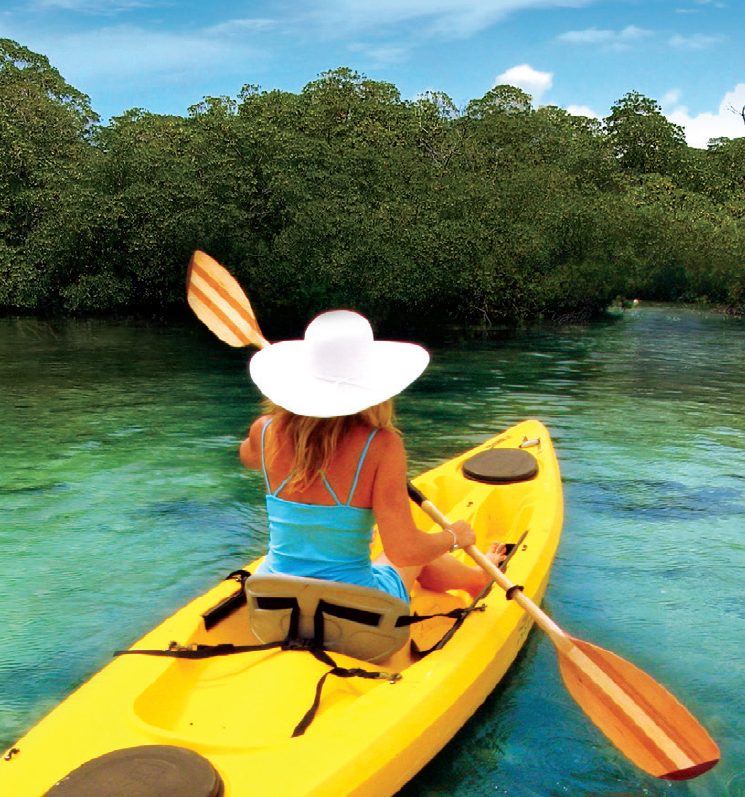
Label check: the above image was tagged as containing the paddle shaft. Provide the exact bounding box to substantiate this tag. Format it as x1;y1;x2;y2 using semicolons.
406;481;572;651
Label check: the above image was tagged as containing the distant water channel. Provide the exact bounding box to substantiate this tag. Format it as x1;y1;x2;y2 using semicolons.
1;305;743;796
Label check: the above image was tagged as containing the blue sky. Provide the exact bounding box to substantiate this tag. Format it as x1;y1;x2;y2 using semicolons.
2;0;743;147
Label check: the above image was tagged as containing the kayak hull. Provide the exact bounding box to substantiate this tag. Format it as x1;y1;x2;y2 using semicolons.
1;419;563;796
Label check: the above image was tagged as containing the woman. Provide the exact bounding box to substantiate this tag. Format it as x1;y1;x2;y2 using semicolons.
240;309;505;602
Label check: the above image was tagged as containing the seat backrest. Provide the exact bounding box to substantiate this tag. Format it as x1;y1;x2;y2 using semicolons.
245;574;410;663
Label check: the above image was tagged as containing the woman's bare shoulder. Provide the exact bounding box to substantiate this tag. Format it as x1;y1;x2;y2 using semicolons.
372;426;403;445
366;426;406;464
240;415;272;469
250;414;271;430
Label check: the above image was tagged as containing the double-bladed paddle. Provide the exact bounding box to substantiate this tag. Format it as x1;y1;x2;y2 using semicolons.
186;249;720;781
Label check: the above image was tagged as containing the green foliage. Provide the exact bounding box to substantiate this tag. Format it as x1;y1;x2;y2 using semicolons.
604;91;687;177
1;44;744;331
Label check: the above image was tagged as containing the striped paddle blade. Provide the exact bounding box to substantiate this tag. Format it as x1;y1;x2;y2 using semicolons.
558;636;720;780
187;250;269;349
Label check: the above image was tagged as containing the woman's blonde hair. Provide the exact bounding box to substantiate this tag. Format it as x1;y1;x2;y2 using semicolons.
264;399;398;491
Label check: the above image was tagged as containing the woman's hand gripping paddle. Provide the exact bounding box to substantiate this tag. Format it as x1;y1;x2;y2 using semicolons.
186;250;719;781
406;482;719;782
187;250;270;349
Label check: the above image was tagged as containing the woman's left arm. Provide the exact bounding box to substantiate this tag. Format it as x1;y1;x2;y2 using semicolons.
371;431;473;566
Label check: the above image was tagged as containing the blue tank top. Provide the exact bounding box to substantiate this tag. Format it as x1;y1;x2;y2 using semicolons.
255;420;408;602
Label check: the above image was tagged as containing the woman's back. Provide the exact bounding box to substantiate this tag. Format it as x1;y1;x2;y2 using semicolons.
258;419;391;509
253;418;409;601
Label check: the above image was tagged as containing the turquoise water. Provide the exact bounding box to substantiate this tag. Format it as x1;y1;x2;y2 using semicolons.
1;307;743;796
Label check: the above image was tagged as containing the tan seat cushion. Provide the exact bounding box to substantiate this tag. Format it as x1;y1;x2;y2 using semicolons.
246;574;410;664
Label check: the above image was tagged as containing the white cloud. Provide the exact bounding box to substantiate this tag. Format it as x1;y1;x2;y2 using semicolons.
495;63;553;103
206;18;277;37
557;26;611;43
669;33;723;49
311;0;595;39
30;24;264;81
32;0;154;11
566;104;599;119
557;24;652;49
675;0;726;10
347;42;410;66
666;84;745;148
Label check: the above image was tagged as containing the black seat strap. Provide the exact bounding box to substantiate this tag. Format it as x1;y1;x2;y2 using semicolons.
292;648;401;737
409;583;492;656
201;570;252;631
114;640;287;659
395;606;475;627
313;599;383;649
254;595;302;640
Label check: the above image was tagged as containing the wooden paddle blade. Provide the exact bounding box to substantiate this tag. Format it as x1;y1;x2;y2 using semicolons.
558;636;719;780
187;250;269;348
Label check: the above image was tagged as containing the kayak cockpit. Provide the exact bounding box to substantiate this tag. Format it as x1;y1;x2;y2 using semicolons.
129;582;472;747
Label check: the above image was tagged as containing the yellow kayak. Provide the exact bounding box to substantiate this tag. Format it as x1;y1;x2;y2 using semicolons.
1;419;563;797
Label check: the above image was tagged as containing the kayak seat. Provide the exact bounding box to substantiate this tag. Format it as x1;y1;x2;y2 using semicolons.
245;574;410;664
462;448;538;484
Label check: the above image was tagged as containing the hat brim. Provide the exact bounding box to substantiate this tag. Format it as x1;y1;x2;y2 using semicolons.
249;340;430;417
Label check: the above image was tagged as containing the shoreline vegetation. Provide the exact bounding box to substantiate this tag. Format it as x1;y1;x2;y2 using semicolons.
1;39;744;340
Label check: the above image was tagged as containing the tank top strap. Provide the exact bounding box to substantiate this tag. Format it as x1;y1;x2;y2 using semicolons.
319;473;342;505
261;418;295;497
344;428;379;506
259;418;273;493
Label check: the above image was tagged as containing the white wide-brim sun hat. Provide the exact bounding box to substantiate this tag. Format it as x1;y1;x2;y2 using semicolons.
249;310;430;418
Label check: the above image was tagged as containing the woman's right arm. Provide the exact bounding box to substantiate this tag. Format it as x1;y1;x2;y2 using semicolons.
371;431;476;567
239;416;268;471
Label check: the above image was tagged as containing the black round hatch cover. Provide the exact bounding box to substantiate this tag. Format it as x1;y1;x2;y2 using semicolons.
43;745;224;797
462;448;538;484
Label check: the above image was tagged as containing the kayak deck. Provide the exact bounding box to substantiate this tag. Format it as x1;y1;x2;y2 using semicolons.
1;419;563;797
